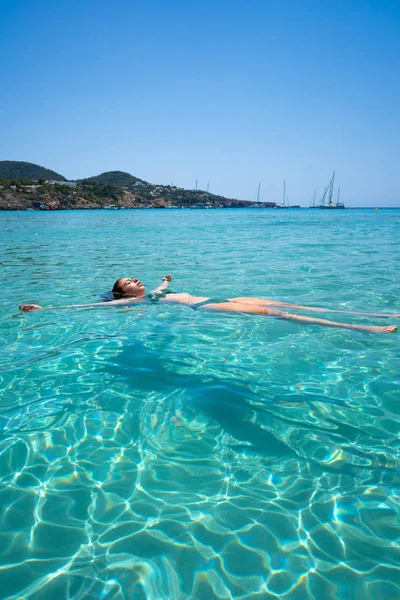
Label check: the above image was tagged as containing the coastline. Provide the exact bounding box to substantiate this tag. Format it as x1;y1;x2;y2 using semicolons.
0;186;277;211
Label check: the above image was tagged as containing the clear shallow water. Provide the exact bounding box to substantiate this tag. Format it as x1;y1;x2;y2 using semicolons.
0;208;399;600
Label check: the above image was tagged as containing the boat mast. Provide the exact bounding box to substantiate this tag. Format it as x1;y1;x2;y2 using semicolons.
283;180;289;207
320;184;329;206
312;189;316;207
257;182;261;202
328;171;335;205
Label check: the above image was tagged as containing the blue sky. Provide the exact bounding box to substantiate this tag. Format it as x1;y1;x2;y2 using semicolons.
1;0;399;206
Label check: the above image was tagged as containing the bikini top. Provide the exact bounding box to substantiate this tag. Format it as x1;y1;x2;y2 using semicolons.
145;290;175;303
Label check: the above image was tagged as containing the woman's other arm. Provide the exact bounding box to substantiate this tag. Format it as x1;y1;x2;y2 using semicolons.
19;298;138;311
149;275;172;295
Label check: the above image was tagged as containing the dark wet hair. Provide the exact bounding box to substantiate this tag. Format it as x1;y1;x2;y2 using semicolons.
111;278;126;298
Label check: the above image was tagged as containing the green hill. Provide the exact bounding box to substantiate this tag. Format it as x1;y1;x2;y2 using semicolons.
80;171;146;186
0;161;66;181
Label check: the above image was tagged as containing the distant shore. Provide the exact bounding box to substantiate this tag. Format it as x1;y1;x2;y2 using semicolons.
0;183;277;211
0;162;279;209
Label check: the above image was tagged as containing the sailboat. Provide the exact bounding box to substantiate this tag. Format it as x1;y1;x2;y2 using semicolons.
289;188;301;209
318;172;345;209
336;186;342;206
310;189;317;208
276;181;290;208
248;183;262;207
275;181;301;208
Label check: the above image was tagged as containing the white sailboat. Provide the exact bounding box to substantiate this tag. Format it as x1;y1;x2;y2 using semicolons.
275;181;301;208
318;172;345;209
276;180;289;208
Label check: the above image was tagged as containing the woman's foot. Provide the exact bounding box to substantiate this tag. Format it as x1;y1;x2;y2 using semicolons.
361;325;397;333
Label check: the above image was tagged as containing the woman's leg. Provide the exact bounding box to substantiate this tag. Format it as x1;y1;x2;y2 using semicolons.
229;297;400;319
198;302;397;333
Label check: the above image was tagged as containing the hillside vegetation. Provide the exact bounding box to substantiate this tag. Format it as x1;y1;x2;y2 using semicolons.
0;160;277;209
0;181;276;210
79;171;146;186
0;161;66;181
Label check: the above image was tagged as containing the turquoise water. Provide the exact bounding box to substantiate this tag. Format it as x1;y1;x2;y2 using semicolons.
1;208;399;600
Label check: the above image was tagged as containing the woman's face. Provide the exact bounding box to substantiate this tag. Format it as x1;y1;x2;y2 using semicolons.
118;277;145;297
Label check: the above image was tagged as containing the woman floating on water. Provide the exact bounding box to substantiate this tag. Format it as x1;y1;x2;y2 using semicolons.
19;275;398;334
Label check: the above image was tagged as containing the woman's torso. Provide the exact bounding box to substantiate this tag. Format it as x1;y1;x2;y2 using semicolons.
159;292;210;306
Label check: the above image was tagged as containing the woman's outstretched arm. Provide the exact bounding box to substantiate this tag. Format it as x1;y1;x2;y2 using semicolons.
197;301;397;334
149;274;172;295
19;298;137;312
229;297;400;318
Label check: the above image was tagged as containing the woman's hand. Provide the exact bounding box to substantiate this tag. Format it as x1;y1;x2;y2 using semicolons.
162;275;172;282
19;304;43;312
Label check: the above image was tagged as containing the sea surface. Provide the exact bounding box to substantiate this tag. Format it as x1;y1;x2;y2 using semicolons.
0;208;399;600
